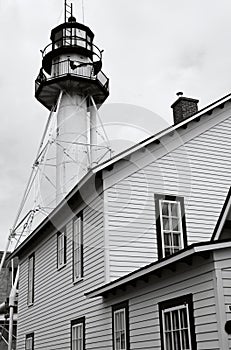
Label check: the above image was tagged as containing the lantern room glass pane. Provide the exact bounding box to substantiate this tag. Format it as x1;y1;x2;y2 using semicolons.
54;30;63;48
77;29;86;48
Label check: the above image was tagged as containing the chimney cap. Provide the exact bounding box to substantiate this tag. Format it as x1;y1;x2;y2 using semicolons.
171;95;199;109
171;93;199;124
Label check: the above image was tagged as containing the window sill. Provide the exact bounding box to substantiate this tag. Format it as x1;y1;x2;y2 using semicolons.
73;277;84;285
57;263;66;271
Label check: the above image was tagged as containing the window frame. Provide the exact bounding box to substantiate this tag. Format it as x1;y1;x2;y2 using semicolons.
27;254;35;306
159;294;196;350
25;332;34;350
57;229;66;269
71;317;85;350
73;213;83;282
112;301;130;350
155;194;187;259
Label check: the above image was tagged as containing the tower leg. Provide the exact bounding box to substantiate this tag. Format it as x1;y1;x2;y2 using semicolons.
90;103;97;167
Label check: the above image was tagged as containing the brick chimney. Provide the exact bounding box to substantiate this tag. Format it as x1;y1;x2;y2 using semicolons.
171;92;199;124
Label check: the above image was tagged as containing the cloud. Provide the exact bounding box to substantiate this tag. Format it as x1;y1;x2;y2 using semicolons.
1;0;231;250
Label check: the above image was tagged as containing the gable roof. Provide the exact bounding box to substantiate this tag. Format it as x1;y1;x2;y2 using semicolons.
92;91;231;173
10;91;231;258
211;187;231;241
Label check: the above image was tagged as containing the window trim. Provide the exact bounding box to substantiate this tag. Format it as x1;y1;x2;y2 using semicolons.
71;317;85;350
112;301;130;350
73;213;83;282
27;254;35;306
155;194;187;259
159;294;196;350
57;228;66;269
25;332;34;350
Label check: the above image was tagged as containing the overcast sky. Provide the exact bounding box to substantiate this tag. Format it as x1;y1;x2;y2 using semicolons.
1;0;231;250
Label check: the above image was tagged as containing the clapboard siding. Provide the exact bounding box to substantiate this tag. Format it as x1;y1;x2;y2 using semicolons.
16;194;110;350
214;249;231;349
102;256;219;350
104;112;231;280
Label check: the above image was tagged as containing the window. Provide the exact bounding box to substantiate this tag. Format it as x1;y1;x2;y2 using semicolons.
28;254;34;305
52;57;60;77
112;301;129;350
159;295;196;350
73;215;83;281
57;230;66;269
25;333;34;350
155;194;187;259
71;317;85;350
77;29;86;48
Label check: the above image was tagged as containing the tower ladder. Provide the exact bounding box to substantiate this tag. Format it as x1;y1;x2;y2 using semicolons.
64;0;73;22
64;1;74;45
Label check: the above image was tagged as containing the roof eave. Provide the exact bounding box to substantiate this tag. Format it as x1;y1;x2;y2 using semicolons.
85;240;231;298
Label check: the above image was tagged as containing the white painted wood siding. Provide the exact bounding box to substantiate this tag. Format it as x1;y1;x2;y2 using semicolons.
17;244;231;350
214;249;231;349
103;108;231;280
103;255;220;350
16;194;112;350
223;269;231;350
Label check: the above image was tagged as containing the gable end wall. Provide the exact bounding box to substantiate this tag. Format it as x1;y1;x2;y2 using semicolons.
103;107;231;281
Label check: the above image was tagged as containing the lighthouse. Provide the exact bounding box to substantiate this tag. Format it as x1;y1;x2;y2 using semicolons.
35;1;109;203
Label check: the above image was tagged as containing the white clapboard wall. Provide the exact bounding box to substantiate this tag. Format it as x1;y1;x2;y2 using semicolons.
16;194;112;350
103;104;231;281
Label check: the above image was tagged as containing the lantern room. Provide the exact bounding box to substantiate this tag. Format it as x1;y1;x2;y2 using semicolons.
35;14;109;110
42;17;95;75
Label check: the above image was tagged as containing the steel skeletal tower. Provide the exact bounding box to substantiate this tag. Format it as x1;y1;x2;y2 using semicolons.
0;4;110;348
35;1;109;203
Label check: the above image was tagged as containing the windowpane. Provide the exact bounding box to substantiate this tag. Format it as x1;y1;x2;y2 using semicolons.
162;305;191;350
165;332;171;350
173;330;181;349
165;248;171;257
72;323;83;350
28;255;34;305
173;246;180;254
173;233;180;247
25;334;34;350
172;310;179;330
77;29;86;48
182;329;190;349
73;216;83;280
163;218;170;231
170;203;179;217
172;218;180;231
159;198;184;257
57;232;65;268
114;308;127;350
161;202;169;216
180;308;188;328
164;312;171;331
121;332;125;349
164;232;171;246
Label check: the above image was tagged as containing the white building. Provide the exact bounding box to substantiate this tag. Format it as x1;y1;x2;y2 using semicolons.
9;4;231;350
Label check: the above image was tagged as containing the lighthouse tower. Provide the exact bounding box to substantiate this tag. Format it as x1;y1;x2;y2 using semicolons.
35;1;109;203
